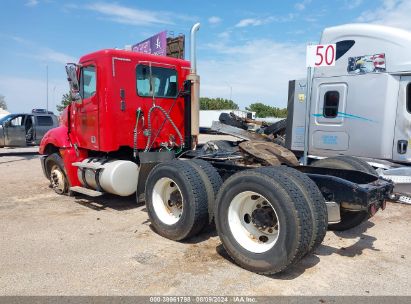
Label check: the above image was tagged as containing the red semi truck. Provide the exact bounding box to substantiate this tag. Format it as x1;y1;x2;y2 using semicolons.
39;24;393;274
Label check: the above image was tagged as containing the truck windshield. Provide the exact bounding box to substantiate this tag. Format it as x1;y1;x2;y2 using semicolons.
136;65;178;98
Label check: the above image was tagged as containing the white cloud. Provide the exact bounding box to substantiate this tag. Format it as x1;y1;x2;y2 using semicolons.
235;18;265;28
294;0;312;11
208;16;222;25
199;39;306;109
235;14;295;28
345;0;363;9
217;31;231;40
25;0;39;7
0;76;68;113
37;48;77;64
235;17;275;28
357;0;411;31
85;2;174;26
11;35;76;64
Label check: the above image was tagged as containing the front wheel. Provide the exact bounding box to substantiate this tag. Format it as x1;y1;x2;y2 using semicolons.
45;153;69;195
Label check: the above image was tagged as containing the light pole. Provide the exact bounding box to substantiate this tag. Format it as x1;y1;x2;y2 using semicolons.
225;82;232;101
52;86;57;112
46;65;49;112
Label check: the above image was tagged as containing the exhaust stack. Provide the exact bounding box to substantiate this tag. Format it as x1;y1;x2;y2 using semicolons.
187;23;200;149
190;23;200;74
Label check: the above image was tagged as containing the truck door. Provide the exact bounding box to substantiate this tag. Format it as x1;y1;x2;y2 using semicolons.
4;114;27;146
73;64;99;150
34;115;53;144
309;81;349;154
393;76;411;162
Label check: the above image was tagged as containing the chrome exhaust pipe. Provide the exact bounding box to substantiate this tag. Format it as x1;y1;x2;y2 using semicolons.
190;23;200;74
188;23;200;149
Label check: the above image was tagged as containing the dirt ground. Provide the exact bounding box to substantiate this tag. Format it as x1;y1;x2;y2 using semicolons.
0;140;410;296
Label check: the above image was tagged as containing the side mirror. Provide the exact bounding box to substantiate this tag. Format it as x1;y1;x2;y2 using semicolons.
65;63;82;103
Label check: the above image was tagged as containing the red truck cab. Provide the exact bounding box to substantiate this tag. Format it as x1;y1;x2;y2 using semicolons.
40;48;193;192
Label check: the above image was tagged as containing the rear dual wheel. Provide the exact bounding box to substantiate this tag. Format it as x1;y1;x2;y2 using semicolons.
145;159;222;241
215;168;319;274
146;160;326;274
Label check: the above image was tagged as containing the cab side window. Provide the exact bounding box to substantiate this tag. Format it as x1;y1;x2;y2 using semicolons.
37;116;54;126
9;115;25;127
323;91;339;118
407;83;411;113
136;65;178;98
80;65;96;99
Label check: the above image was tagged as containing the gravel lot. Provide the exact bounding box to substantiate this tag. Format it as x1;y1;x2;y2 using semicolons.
0;140;410;296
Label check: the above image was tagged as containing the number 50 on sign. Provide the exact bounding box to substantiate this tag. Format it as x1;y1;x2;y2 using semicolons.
306;44;336;67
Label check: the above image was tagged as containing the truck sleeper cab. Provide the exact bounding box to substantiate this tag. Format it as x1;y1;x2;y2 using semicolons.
39;23;393;275
287;23;411;163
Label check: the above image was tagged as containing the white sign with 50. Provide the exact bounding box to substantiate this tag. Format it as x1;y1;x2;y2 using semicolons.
306;44;336;67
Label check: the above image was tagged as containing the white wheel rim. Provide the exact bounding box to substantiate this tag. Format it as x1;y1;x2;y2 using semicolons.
50;165;65;193
228;191;280;253
152;177;183;225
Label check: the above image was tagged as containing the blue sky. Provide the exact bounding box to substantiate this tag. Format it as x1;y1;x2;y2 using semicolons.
0;0;410;112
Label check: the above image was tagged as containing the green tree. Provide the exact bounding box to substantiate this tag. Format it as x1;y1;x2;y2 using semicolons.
200;97;239;110
246;102;287;118
0;95;7;110
56;93;72;112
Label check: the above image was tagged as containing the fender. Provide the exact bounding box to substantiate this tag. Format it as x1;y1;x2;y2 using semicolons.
39;126;71;154
39;125;88;187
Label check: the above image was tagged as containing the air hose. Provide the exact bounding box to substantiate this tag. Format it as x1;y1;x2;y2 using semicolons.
133;108;142;159
144;105;184;152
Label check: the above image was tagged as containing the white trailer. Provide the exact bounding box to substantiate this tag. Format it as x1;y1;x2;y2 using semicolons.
286;23;411;198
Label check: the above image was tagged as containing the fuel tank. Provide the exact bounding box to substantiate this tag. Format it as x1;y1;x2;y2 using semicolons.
76;158;139;196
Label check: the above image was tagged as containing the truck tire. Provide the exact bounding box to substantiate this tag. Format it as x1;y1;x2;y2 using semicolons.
145;160;209;241
257;166;328;254
312;156;377;176
45;153;69;195
311;156;376;231
219;113;248;130
187;159;223;223
215;170;312;274
263;119;287;135
187;159;223;222
189;159;223;199
328;211;369;231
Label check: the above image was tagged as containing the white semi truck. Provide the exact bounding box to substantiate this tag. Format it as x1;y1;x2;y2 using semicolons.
286;23;411;199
